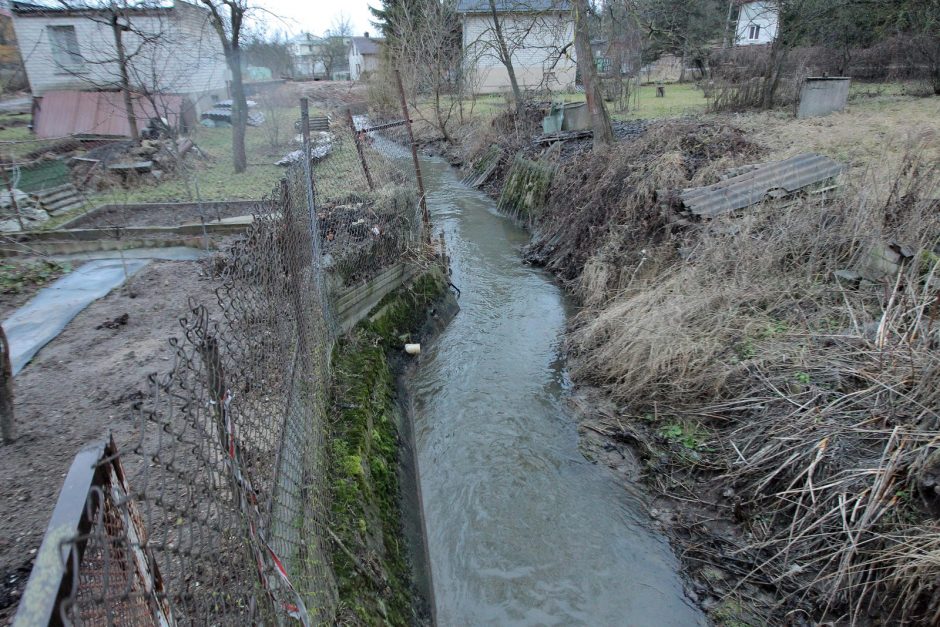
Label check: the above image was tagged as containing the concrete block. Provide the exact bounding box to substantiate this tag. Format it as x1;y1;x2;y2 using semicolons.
797;77;851;119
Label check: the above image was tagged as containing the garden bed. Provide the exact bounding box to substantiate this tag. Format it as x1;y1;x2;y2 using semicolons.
62;200;259;229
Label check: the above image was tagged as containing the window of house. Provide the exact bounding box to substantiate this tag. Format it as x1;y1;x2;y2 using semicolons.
748;24;761;40
48;25;84;71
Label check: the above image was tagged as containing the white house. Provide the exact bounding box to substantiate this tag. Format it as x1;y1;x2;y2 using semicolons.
735;0;779;46
457;0;575;94
11;1;228;109
289;33;327;79
348;33;382;80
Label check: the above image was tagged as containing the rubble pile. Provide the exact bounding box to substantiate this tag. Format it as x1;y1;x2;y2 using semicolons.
276;131;333;167
317;186;419;285
200;100;265;128
70;137;197;191
0;189;49;232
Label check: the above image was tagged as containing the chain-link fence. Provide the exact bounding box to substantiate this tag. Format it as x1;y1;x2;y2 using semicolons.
14;102;429;626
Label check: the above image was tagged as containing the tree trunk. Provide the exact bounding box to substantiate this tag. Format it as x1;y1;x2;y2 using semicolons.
572;0;613;149
761;39;787;110
488;0;524;118
112;15;138;141
227;47;248;173
723;0;736;48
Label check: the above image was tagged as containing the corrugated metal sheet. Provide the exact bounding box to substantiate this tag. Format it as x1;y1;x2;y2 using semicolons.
33;91;194;139
680;153;845;218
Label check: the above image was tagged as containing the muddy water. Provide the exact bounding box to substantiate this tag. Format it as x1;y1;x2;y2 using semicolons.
405;155;706;626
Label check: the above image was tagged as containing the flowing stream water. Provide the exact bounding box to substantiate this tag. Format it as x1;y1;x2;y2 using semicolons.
405;154;707;626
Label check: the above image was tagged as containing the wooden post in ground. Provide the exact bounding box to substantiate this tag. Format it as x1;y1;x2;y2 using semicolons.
1;326;15;443
394;70;431;244
346;109;375;192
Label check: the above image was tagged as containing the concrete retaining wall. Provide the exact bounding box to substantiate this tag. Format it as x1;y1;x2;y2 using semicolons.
797;77;852;119
331;262;421;333
0;220;251;258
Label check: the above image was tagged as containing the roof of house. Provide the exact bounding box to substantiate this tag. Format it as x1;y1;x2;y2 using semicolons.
290;33;324;45
349;36;383;56
12;1;176;17
734;0;777;7
456;0;570;14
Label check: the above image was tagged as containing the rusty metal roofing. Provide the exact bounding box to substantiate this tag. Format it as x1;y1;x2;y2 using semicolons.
33;91;193;139
680;153;845;217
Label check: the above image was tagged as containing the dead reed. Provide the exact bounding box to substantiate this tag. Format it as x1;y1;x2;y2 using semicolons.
541;125;940;622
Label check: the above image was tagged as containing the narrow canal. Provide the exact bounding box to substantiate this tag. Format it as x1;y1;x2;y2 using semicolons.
406;154;707;626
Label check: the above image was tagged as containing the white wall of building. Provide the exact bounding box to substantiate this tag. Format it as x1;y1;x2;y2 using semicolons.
12;0;228;108
461;11;576;93
735;1;778;46
289;36;326;78
348;41;380;80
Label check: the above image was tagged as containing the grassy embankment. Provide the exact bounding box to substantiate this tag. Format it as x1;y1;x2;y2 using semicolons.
461;86;940;625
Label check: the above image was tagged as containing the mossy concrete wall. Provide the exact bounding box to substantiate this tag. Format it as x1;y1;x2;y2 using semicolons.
497;153;555;222
328;267;456;625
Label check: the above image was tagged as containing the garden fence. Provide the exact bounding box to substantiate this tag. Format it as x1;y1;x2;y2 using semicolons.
14;99;428;626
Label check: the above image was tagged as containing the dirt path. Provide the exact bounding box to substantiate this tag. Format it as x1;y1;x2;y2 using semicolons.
0;259;222;623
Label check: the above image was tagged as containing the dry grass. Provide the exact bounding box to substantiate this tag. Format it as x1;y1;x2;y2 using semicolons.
557;137;940;622
499;103;940;621
525;121;764;299
733;96;940;178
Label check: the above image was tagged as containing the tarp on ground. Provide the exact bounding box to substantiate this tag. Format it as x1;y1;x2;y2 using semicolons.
33;90;196;138
2;258;149;375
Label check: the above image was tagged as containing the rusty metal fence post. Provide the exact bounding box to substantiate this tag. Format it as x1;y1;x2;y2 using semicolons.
395;70;431;244
347;109;375;192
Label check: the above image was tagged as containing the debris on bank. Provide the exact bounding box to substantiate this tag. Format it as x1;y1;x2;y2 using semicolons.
673;153;845;218
71;137;199;190
275;132;333;166
0;188;50;232
200;99;265;128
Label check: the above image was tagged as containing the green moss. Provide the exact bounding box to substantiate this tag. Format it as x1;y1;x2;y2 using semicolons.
497;153;554;221
327;269;447;625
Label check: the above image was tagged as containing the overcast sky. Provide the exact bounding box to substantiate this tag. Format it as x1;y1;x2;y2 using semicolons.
254;0;378;38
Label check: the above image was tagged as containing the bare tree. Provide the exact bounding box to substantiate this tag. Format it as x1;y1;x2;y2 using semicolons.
42;1;223;139
199;0;249;173
386;0;465;141
316;15;352;79
487;0;525;115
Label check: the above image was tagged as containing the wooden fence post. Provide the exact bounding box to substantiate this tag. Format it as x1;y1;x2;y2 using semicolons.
394;70;431;244
1;326;15;443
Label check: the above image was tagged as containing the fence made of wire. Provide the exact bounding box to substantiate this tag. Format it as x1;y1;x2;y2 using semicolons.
21;104;428;626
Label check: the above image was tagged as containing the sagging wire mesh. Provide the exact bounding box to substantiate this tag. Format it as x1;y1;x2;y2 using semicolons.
42;113;426;625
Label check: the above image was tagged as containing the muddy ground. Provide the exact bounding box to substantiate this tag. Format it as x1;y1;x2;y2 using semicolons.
0;260;222;623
